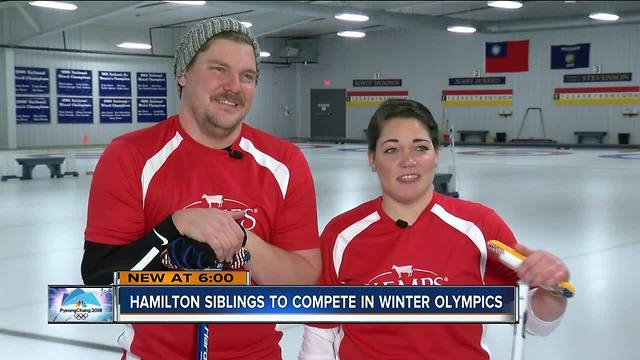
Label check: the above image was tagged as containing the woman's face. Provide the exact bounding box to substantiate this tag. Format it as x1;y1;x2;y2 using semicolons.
369;117;439;206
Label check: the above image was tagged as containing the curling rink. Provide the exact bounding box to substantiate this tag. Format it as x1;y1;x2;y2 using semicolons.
0;143;638;359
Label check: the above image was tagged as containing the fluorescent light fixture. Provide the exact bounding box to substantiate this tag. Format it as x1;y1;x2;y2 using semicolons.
117;42;152;50
589;12;619;21
335;13;369;22
259;51;271;58
487;1;523;9
337;31;366;38
447;26;477;33
29;1;78;11
241;22;253;28
164;1;206;5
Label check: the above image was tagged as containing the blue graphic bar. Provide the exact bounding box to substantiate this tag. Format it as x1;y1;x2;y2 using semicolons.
116;286;516;323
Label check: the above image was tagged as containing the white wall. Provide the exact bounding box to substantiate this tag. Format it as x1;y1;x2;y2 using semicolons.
296;24;640;144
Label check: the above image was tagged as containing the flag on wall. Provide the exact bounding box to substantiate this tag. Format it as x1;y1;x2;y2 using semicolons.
551;43;590;69
485;40;529;73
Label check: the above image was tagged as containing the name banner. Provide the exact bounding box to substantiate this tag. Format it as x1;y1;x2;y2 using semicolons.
564;73;632;83
441;89;513;106
137;72;167;97
48;286;113;323
57;69;92;96
352;79;402;87
15;67;50;94
16;96;50;124
554;86;640;105
99;71;131;97
115;285;517;323
448;77;506;86
100;98;132;123
346;90;408;107
58;97;93;123
137;98;167;122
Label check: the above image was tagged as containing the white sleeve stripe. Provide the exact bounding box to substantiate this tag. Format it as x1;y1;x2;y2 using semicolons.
131;247;160;271
141;131;183;207
239;137;290;198
430;203;488;283
300;325;339;360
333;211;381;278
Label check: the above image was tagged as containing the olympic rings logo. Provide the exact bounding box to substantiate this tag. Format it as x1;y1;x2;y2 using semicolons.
74;312;89;320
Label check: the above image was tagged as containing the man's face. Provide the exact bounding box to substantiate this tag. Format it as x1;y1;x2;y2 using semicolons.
178;37;257;133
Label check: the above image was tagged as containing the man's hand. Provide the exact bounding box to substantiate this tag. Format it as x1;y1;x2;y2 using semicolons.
172;208;246;262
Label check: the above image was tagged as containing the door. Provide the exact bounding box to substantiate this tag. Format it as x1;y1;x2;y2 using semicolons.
310;89;346;139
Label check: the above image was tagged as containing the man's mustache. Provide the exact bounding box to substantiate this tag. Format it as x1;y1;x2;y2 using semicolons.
212;92;244;106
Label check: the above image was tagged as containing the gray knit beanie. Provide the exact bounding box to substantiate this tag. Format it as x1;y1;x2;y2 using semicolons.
174;17;260;84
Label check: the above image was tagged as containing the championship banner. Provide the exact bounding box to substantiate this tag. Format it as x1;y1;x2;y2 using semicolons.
553;86;640;105
441;89;513;106
346;90;408;107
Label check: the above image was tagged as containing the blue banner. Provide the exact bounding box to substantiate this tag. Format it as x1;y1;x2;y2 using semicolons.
99;71;131;97
57;69;92;96
137;98;167;123
116;286;516;323
16;96;50;124
137;72;167;97
100;98;132;123
551;43;590;69
57;97;93;123
15;67;49;94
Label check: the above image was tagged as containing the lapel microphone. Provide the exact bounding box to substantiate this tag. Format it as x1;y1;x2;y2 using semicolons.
225;146;243;159
395;219;409;229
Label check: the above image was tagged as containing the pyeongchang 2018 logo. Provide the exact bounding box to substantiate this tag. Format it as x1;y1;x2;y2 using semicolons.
183;193;258;230
367;264;449;286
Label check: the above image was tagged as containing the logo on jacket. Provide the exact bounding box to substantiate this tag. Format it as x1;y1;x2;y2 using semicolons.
183;193;258;230
367;264;448;286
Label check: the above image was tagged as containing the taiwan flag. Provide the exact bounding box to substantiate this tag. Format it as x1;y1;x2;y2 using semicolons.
485;40;529;73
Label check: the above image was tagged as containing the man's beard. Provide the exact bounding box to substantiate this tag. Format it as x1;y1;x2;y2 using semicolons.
198;92;246;132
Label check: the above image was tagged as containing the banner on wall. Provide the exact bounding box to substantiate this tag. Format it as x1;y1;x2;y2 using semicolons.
564;73;632;83
15;67;50;94
551;43;590;69
57;69;92;96
448;77;506;86
553;86;640;105
137;98;167;122
100;98;132;123
346;90;408;107
16;97;50;124
99;71;131;97
352;79;402;87
441;89;513;106
137;72;167;97
58;97;93;123
485;40;529;73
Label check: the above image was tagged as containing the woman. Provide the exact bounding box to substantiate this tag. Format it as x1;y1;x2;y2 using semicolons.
299;99;570;359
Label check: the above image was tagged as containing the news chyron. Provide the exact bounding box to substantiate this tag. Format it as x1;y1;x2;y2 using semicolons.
48;286;113;323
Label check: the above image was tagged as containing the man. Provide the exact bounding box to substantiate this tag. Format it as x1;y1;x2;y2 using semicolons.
82;17;321;359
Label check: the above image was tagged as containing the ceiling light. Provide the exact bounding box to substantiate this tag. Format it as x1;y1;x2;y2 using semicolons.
487;1;523;9
164;1;206;5
259;51;271;58
447;26;477;34
589;12;619;21
29;1;77;11
117;42;152;50
335;13;369;22
337;31;366;38
241;22;253;28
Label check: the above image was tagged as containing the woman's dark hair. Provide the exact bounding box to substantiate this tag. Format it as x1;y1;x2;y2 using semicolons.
366;99;440;152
